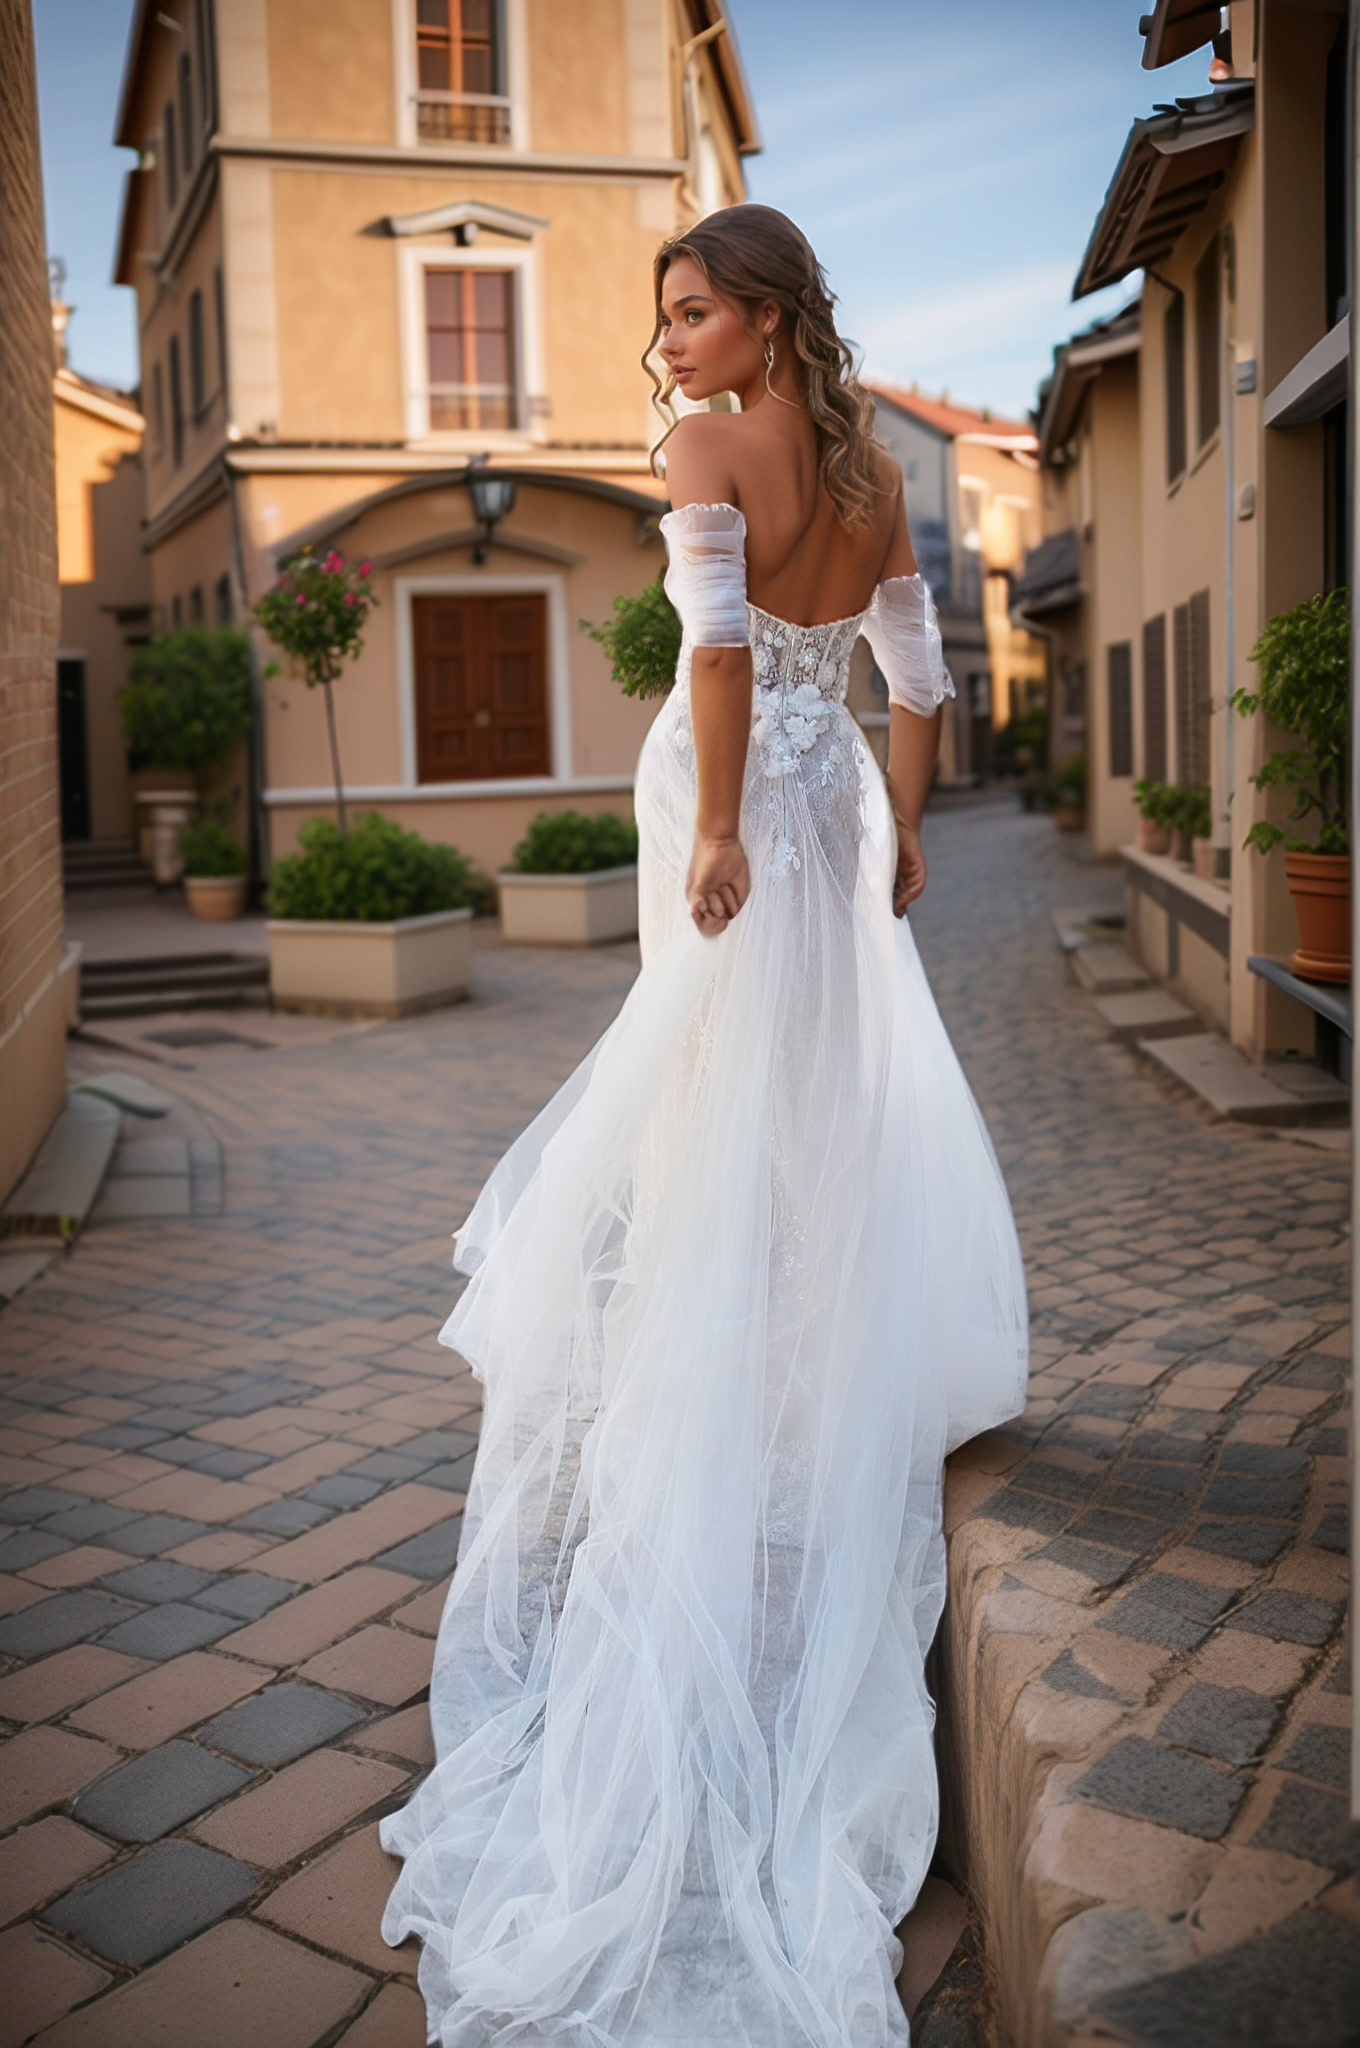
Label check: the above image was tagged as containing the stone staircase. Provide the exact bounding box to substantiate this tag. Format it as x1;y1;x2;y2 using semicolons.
80;951;270;1019
62;838;153;892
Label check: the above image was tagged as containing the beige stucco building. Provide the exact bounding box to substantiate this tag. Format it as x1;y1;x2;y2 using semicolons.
1020;0;1348;1064
112;0;758;876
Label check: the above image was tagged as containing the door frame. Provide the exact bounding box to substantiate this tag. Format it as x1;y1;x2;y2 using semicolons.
395;573;572;790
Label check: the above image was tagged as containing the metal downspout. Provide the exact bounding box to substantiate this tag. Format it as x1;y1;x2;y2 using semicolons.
1348;0;1359;1825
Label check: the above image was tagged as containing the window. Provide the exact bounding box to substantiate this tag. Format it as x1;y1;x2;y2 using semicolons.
1107;643;1133;778
1142;614;1167;781
413;592;549;781
1194;238;1220;448
168;334;185;466
1164;290;1186;484
151;361;165;456
178;51;195;175
189;584;204;623
215;572;233;624
188;289;206;417
213;268;227;407
426;267;516;431
163;102;179;211
416;0;508;142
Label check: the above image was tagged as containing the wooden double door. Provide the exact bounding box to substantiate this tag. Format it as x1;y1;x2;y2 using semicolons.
413;592;550;783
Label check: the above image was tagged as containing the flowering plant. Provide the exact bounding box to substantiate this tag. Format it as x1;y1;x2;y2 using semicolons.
255;546;377;831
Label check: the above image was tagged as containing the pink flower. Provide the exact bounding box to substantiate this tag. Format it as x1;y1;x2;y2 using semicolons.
358;561;370;577
296;593;307;606
344;592;356;606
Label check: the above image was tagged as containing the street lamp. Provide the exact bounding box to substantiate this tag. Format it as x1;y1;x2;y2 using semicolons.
468;473;516;564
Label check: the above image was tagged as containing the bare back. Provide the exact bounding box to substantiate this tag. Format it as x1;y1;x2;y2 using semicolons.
664;404;917;628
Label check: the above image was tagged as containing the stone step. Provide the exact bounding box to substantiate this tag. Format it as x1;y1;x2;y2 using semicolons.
72;1071;175;1118
1051;906;1125;954
1137;1032;1347;1125
1093;988;1200;1043
80;953;270;1019
63;840;152;891
1069;942;1150;995
1;1091;122;1240
82;983;270;1020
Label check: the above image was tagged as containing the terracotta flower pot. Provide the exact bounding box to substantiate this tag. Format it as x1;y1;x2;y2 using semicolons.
1137;818;1170;855
1171;827;1193;864
1192;835;1218;879
1284;851;1351;984
184;875;248;921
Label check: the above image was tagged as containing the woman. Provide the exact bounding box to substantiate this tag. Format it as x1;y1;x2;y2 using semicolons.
382;204;1027;2046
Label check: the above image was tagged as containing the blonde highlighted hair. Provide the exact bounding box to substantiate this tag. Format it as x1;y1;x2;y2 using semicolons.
644;204;884;529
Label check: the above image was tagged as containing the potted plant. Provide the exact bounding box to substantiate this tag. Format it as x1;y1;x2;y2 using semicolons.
1180;784;1215;877
1052;755;1085;831
118;628;255;882
582;577;681;700
180;815;249;920
267;811;476;1015
1132;777;1173;855
255;546;376;832
498;810;640;946
1233;588;1350;983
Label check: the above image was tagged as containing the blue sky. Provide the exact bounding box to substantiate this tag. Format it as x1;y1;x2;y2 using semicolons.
33;0;1211;416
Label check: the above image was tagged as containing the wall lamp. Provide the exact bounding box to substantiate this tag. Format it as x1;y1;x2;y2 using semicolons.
468;473;516;563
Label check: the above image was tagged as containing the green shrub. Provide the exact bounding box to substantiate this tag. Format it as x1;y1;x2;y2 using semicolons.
119;629;254;775
1174;783;1212;839
509;809;639;875
1233;588;1349;855
1133;777;1174;827
268;813;475;922
179;815;248;878
582;578;682;700
1054;754;1086;801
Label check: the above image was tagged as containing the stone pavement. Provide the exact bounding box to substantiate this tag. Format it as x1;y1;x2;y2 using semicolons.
0;803;1352;2047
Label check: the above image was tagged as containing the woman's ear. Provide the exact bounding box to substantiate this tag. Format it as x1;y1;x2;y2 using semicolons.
761;302;781;342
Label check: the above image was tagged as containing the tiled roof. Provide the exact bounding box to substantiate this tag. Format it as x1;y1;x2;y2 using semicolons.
867;381;1037;447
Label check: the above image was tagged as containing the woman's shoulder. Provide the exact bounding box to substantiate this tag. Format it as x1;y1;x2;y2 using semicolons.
663;411;746;505
868;440;903;498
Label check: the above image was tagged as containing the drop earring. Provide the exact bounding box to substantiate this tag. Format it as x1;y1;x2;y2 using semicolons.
764;338;776;397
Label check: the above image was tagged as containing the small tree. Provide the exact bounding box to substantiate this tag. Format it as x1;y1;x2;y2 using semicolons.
119;628;255;786
1232;589;1349;856
255;546;376;832
582;577;682;700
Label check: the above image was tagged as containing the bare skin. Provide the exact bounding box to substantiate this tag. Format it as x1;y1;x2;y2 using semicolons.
656;254;941;936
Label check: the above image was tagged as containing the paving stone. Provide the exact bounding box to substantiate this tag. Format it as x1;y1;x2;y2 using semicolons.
304;1474;384;1510
1155;1683;1280;1765
21;1543;132;1590
43;1838;258;1967
1034;1538;1135;1588
231;1498;334;1537
1069;1508;1170;1549
1125;1432;1213;1467
1311;1505;1348;1554
0;1726;123;1831
199;1681;369;1766
96;1601;237;1661
1280;1723;1350;1792
192;1447;274;1480
100;1514;213;1557
191;1572;297;1621
297;1624;433;1707
1095;1906;1360;2046
373;1514;464;1580
78;1424;170;1451
36;1503;135;1544
192;1746;408;1868
24;1917;370;2048
218;1565;420;1667
0;1644;147;1726
389;1578;449;1637
257;1820;418;1975
0;1920;113;2044
0;1588;142;1661
340;1451;439;1483
0;1816;112;1928
0;1487;84;1524
1115;1459;1201;1499
413;1455;476;1493
1095;1573;1233;1653
0;1527;71;1572
98;1560;217;1605
335;1980;428;2047
396;1429;479;1464
1218;1442;1311;1478
1253;1779;1360;1873
341;1702;434;1768
1200;1471;1309;1518
1072;1734;1247;1840
1225;1589;1345;1647
67;1651;273;1751
72;1740;254;1845
1186;1519;1293;1565
1040;1649;1124;1700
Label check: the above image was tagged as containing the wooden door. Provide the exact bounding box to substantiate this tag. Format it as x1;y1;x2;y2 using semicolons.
413;592;550;783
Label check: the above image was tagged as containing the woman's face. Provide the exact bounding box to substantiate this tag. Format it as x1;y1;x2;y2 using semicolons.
655;255;770;403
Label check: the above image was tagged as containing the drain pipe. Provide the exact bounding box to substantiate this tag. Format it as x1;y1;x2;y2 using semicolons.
1347;0;1359;1827
1221;228;1237;1054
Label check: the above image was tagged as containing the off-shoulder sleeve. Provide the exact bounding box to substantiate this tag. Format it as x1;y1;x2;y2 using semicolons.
861;574;955;715
659;502;750;649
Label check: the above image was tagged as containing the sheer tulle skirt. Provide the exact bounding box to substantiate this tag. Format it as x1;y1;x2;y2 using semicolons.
381;667;1028;2046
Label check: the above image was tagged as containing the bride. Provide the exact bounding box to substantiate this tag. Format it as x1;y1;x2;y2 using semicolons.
382;203;1028;2046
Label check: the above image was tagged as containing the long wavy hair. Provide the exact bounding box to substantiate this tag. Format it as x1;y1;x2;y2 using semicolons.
644;204;883;529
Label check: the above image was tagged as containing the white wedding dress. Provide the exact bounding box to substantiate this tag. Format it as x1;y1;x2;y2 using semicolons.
381;503;1028;2047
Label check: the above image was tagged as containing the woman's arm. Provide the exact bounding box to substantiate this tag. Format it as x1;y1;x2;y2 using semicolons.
874;474;941;917
666;420;753;937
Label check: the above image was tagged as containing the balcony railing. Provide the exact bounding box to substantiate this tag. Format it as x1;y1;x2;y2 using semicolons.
415;91;512;145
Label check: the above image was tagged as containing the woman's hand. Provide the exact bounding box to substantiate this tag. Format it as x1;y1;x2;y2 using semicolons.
687;832;750;936
892;821;927;918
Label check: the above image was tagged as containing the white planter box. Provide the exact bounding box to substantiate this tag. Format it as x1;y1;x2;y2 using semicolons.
268;907;473;1017
497;865;639;946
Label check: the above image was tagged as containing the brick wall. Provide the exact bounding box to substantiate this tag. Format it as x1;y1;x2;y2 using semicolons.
0;0;67;1201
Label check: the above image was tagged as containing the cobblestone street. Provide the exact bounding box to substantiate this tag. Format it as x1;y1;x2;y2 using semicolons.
0;797;1354;2045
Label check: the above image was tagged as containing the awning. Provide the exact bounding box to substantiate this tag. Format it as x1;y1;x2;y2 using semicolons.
1073;81;1254;300
1012;529;1082;616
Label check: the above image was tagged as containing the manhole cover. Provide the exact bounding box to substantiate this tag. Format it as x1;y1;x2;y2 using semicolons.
143;1026;268;1049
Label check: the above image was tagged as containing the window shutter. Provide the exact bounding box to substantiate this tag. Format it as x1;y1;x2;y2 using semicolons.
1172;601;1192;783
1142;614;1167;781
1189;588;1212;786
1107;642;1133;778
188;291;205;418
1194;239;1220;448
